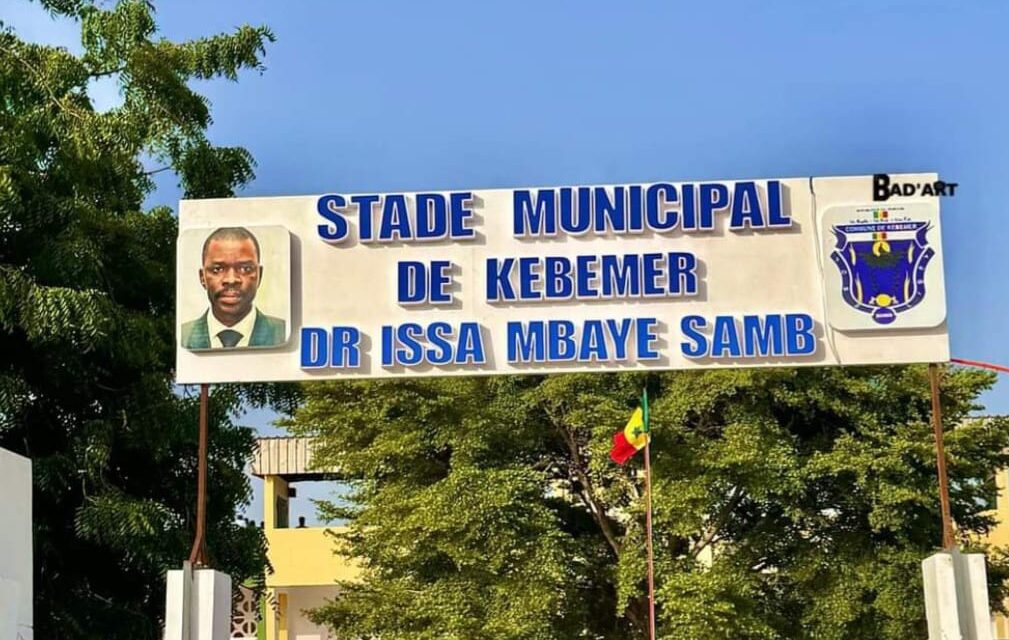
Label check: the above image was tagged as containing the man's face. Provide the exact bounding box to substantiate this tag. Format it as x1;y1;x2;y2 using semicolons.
200;237;261;325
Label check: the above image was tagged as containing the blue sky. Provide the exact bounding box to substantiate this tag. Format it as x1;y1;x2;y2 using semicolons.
7;0;1009;521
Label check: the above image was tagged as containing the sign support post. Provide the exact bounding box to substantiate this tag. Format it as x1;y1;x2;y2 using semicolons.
188;383;210;567
166;384;232;640
920;362;994;640
928;363;954;550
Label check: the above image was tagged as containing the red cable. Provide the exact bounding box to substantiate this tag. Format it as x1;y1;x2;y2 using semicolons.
950;357;1009;375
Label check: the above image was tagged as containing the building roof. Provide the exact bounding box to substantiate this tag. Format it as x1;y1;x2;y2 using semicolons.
250;437;338;480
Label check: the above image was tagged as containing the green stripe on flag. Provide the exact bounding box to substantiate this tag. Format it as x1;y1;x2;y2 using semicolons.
642;387;650;433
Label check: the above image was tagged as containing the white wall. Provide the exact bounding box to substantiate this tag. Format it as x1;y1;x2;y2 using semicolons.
0;448;32;639
286;586;340;640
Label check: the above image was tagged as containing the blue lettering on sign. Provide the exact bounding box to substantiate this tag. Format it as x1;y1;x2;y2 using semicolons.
766;181;790;227
514;189;557;237
559;187;592;235
636;318;660;359
382;322;486;367
680;184;698;229
381;326;393;366
699;183;729;230
628;185;644;230
316;195;349;242
398;262;426;304
730;181;763;229
426;322;454;365
394;322;425;365
711;315;742;357
351;194;380;241
641;253;663;296
510;181;790;237
450;192;476;239
415;193;448;240
320;193;476;243
398;261;453;305
607;318;634;360
743;315;785;356
506;318;657;363
487;258;516;301
507;321;546;363
486;253;699;302
545;256;573;299
680;314;817;358
594;187;626;233
579;320;608;361
379;195;411;241
548;320;578;361
576;256;598;298
300;326;361;369
519;257;541;300
785;313;816;355
313;182;795;244
600;255;637;297
645;183;678;231
430;261;452;303
679;316;707;358
301;327;329;368
456;322;486;364
727;181;791;229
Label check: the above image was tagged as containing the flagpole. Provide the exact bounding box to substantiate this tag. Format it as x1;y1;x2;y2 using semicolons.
644;438;657;640
642;388;656;640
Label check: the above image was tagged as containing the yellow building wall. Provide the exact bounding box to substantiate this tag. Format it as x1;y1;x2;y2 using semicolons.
260;472;361;639
989;469;1009;547
988;469;1009;638
265;527;361;587
264;476;288;531
262;474;361;587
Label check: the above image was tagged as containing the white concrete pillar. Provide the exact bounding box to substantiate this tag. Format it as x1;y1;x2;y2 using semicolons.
164;564;233;640
0;578;21;640
0;448;32;640
922;550;993;640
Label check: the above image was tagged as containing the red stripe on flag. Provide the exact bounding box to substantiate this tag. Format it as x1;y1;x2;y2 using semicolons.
610;432;639;465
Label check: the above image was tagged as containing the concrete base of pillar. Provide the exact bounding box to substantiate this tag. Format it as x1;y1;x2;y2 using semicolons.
0;578;21;640
922;550;993;640
0;448;32;640
164;565;232;640
0;578;30;640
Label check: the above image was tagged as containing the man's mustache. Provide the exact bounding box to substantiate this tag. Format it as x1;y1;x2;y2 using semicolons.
214;287;244;299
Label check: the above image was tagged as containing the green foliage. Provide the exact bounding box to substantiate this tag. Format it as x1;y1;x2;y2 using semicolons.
0;2;274;638
286;367;1009;639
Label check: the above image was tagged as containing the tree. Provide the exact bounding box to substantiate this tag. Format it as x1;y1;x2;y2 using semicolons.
286;366;1009;640
0;2;274;637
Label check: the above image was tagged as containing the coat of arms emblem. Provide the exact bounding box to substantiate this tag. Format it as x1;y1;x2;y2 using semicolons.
829;208;935;325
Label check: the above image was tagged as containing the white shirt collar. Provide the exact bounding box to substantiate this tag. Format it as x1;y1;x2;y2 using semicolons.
206;307;258;349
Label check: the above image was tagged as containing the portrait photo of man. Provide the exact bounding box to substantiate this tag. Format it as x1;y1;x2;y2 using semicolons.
181;226;288;350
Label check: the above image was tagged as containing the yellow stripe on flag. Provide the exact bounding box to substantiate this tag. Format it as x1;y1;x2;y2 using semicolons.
623;407;648;450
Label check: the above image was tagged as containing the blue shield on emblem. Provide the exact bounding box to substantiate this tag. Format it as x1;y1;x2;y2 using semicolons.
830;220;934;325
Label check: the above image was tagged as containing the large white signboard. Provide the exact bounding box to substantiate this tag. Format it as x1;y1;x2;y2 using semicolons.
175;173;948;384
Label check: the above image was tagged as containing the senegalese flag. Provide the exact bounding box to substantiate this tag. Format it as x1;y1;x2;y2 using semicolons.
609;389;650;465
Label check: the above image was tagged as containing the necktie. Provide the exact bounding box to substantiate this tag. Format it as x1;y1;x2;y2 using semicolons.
218;329;243;348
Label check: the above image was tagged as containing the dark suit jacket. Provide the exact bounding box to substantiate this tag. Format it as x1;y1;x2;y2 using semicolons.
181;309;286;349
